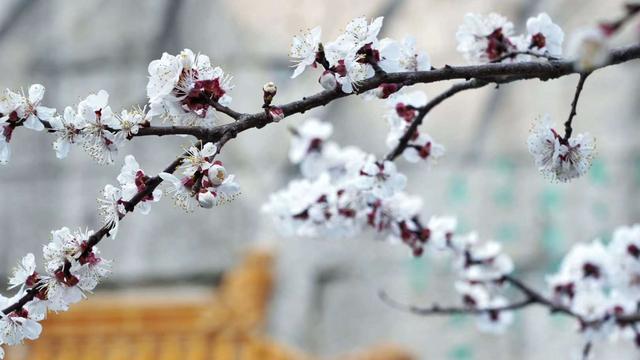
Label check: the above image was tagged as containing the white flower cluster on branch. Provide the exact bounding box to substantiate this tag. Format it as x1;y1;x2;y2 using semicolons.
546;225;640;343
290;16;430;96
456;12;564;63
0;228;111;354
265;118;515;332
147;49;233;127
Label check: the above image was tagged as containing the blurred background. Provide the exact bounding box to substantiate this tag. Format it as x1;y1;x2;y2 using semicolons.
0;0;639;359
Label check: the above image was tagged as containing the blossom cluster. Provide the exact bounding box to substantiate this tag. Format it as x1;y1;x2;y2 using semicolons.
527;115;595;182
456;11;623;73
265;118;514;332
456;12;564;63
0;228;111;357
384;91;445;165
264;118;422;250
147;49;233;127
98;155;163;238
546;225;640;344
0;145;241;356
289;17;430;95
0;84;150;166
435;221;516;333
160;142;240;212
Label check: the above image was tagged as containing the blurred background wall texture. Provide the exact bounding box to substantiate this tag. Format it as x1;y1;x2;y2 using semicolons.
0;0;639;358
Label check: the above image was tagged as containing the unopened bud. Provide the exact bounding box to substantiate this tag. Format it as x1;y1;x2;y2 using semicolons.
197;190;216;209
374;83;400;99
319;70;337;90
208;164;226;186
263;82;277;106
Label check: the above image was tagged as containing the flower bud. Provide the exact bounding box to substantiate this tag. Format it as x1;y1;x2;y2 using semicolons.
319;70;337;90
263;81;277;106
197;190;216;208
374;83;400;99
208;164;226;186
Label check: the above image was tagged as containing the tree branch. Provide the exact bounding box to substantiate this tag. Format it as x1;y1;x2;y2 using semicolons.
203;43;640;149
2;149;188;315
378;274;590;326
9;44;640;146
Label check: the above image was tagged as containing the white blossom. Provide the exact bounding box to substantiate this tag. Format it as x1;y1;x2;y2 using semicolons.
455;281;490;308
78;90;120;164
400;133;445;165
326;52;374;93
0;295;42;346
71;248;111;293
290;26;322;78
608;224;640;297
159;172;198;212
462;241;514;282
8;254;37;291
379;36;431;72
116;107;147;140
526;13;564;58
476;296;514;334
289;118;333;164
555;132;596;182
49;106;86;159
147;49;233;126
354;157;407;198
0;89;23;123
567;27;610;72
179;142;217;177
97;184;124;238
117;155;162;215
324;34;374;93
549;241;612;295
338;16;383;50
527;116;562;175
527;115;595;182
41;227;110;311
427;216;457;249
42;277;84;312
21;85;55;131
456;13;516;63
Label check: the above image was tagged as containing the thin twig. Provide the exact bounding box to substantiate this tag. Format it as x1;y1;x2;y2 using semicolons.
582;341;593;360
502;275;584;321
490;50;560;64
385;79;490;161
563;73;590;142
378;290;535;316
